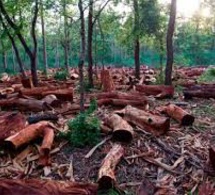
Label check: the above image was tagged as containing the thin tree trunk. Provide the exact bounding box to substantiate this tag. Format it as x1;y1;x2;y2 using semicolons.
56;40;60;68
40;0;48;76
63;0;69;72
165;0;176;85
78;0;86;112
133;0;140;79
87;0;94;88
2;51;7;70
11;46;16;72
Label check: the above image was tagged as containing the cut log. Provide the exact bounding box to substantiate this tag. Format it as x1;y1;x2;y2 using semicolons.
184;89;215;99
39;127;55;166
42;88;73;101
160;104;194;126
104;114;134;142
0;179;98;195
100;69;115;92
0;112;27;141
136;85;174;99
98;144;124;189
97;98;147;108
42;95;60;106
122;105;170;136
5;121;53;149
27;113;58;124
0;98;49;112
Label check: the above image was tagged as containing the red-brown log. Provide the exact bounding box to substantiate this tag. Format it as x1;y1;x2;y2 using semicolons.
100;69;115;92
41;88;73;101
0;179;98;195
0;112;27;141
136;85;174;99
5;121;53;148
104;114;134;142
184;89;215;99
0;98;49;112
98;144;124;189
161;104;194;126
39;126;55;166
123;105;170;136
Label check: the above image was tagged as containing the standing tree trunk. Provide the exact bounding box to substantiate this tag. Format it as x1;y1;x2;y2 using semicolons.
0;13;26;77
78;0;86;112
40;0;48;76
63;0;69;72
133;0;140;79
87;0;94;88
0;0;39;86
165;0;176;85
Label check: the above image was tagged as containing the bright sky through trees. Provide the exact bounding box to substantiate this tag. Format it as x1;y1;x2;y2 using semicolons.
160;0;209;18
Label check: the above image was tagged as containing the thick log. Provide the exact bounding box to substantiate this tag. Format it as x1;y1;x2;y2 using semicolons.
161;104;194;126
98;144;124;189
39;127;55;166
5;121;53;149
42;95;60;106
41;88;73;101
100;69;115;92
104;114;134;142
0;112;27;141
184;89;215;99
0;179;98;195
123;105;170;136
97;98;147;108
27;113;58;124
136;85;174;99
0;98;49;112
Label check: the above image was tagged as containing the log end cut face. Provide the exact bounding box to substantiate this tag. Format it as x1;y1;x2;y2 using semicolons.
112;129;133;143
98;176;114;189
181;114;195;126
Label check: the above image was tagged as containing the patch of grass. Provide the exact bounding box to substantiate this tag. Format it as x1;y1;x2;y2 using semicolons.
193;104;215;117
198;68;215;83
61;99;101;148
54;69;69;81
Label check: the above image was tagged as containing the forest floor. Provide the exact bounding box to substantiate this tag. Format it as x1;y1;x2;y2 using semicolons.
0;67;215;195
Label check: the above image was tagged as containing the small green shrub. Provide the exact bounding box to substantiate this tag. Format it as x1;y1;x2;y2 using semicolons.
198;68;215;83
54;69;68;81
61;99;101;147
98;188;121;195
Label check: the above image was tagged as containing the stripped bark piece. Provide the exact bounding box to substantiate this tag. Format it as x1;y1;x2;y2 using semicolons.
100;69;115;92
5;121;51;148
0;179;98;195
161;104;194;126
123;105;170;136
39;127;55;166
98;144;124;189
104;114;134;142
0;112;27;141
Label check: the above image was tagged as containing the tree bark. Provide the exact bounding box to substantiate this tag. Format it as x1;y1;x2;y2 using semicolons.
165;0;176;85
123;105;170;136
0;179;98;195
160;104;195;126
40;0;48;76
87;0;94;88
78;0;86;112
98;144;124;189
104;114;134;142
133;0;140;79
